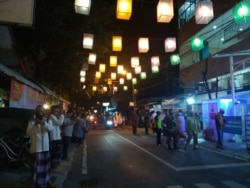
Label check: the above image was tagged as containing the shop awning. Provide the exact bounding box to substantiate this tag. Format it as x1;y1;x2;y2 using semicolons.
0;63;44;93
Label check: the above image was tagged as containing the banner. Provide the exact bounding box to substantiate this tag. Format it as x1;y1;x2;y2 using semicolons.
224;116;242;135
9;79;45;109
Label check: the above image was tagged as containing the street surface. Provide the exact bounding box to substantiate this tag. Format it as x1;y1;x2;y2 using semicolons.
63;126;250;188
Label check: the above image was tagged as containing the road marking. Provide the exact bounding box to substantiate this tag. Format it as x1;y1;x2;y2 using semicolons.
195;183;215;188
221;180;249;188
167;186;183;188
113;131;250;171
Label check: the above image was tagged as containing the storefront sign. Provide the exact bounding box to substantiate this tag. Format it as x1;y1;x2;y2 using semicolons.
9;79;45;109
224;116;242;134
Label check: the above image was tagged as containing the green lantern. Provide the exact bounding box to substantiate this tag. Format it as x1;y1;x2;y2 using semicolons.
151;66;159;73
123;86;128;91
170;54;180;65
140;72;147;79
191;37;204;51
233;1;250;24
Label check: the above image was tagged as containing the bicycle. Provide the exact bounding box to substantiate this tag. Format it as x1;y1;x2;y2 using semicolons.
0;135;32;169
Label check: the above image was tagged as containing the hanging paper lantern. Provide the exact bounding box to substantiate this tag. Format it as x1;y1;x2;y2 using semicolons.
92;86;97;91
135;66;141;74
116;0;132;20
157;0;174;23
95;71;101;79
107;78;112;85
132;78;137;85
233;1;250;24
151;56;160;66
191;37;204;51
80;70;86;77
119;78;125;85
110;56;117;67
117;65;124;74
112;36;122;51
83;33;94;49
88;53;96;65
99;64;106;73
165;37;176;52
126;72;132;80
140;72;147;79
75;0;91;15
195;1;214;24
151;65;159;73
138;37;149;53
123;85;128;91
170;54;181;65
80;77;86;82
131;57;140;68
113;86;118;92
103;86;108;92
111;72;117;80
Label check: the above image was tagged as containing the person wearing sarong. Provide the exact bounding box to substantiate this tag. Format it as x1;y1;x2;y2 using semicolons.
49;105;64;168
26;105;54;188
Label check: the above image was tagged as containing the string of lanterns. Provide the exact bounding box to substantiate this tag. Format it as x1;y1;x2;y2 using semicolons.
76;0;250;92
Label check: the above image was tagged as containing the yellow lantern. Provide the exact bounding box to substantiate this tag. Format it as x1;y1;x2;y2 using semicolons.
83;33;94;49
165;37;176;52
112;36;122;51
99;64;106;73
74;0;91;15
107;78;112;85
92;86;97;91
103;86;108;92
131;57;140;68
116;0;132;20
88;53;96;65
138;37;149;53
157;0;174;23
95;71;101;79
111;72;117;80
151;56;160;66
110;56;117;67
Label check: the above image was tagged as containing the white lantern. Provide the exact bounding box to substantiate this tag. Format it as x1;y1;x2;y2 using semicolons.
165;37;176;52
157;0;174;23
131;57;140;68
80;70;86;76
151;56;160;66
75;0;91;15
126;72;132;80
138;37;149;53
117;65;124;74
195;1;214;24
80;77;86;82
83;33;94;49
88;53;96;65
119;78;125;85
135;66;141;74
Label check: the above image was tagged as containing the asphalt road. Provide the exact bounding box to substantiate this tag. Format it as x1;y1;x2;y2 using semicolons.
63;126;250;188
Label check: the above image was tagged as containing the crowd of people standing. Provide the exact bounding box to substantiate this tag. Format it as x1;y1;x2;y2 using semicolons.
26;104;89;188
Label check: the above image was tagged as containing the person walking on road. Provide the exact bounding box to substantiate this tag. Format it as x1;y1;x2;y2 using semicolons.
26;105;54;188
155;111;163;146
73;112;88;145
48;105;65;168
184;111;201;150
215;108;227;150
